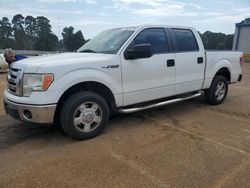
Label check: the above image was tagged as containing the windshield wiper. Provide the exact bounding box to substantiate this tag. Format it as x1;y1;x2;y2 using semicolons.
79;49;96;53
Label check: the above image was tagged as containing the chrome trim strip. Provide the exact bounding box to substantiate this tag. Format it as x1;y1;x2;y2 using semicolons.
118;92;202;114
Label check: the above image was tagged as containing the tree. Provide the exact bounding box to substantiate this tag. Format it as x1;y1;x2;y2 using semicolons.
61;27;74;51
62;26;86;51
0;17;14;49
25;16;37;37
25;16;37;50
224;34;234;50
246;18;250;23
75;30;86;50
12;14;26;49
0;17;12;38
12;14;24;31
35;34;58;51
34;16;58;51
36;16;52;35
57;39;65;51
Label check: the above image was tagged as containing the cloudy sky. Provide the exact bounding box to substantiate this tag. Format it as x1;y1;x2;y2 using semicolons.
0;0;250;39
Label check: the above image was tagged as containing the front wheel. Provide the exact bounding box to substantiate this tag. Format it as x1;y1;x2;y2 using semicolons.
205;75;228;105
60;91;109;140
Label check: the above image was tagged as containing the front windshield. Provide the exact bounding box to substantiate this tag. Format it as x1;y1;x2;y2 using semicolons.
77;28;135;54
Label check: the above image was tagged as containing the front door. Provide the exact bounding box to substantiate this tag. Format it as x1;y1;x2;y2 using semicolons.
121;28;176;106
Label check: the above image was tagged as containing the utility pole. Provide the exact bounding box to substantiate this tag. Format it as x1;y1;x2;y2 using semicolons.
57;16;61;52
58;16;61;40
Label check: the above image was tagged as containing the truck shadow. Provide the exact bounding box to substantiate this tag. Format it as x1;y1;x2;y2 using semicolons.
0;115;66;150
0;97;207;150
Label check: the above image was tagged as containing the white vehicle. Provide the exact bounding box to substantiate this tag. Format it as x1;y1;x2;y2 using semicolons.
3;25;242;140
0;54;8;72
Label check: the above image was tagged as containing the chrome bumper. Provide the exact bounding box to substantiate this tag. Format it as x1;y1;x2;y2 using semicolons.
3;98;57;124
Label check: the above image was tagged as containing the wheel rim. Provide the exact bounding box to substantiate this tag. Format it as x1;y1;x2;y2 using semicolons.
73;102;102;133
215;81;226;101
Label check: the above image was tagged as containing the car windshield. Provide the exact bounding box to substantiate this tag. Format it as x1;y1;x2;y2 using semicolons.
77;28;135;54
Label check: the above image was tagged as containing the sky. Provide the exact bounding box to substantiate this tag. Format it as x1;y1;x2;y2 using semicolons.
0;0;250;40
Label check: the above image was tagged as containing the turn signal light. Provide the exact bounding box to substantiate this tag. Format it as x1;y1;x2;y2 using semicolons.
42;74;54;90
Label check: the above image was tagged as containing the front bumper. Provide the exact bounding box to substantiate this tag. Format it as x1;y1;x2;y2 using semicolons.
3;97;57;124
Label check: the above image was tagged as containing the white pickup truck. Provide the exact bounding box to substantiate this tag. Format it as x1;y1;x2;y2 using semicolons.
3;25;242;140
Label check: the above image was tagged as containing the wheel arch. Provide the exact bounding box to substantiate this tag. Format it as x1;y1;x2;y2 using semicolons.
214;67;231;83
54;81;117;123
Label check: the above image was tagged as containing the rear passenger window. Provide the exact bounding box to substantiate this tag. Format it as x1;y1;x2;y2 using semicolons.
172;29;199;52
129;28;169;54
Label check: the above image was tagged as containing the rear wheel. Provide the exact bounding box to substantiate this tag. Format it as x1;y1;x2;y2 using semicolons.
205;75;228;105
60;91;109;140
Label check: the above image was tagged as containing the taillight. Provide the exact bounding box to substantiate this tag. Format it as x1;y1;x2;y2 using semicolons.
240;56;243;64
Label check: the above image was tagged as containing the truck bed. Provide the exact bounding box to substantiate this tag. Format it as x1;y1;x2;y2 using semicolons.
203;51;242;89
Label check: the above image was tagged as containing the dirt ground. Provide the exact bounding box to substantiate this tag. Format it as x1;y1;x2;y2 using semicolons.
0;64;249;188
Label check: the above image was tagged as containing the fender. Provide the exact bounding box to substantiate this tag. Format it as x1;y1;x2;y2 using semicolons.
50;68;123;106
203;58;232;89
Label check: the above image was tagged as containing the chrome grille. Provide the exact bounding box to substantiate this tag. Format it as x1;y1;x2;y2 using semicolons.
7;67;22;96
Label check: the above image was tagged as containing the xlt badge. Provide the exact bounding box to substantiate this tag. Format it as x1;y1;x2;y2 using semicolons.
102;65;119;69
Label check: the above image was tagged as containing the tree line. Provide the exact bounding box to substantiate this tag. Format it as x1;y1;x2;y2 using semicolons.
200;31;234;50
202;17;250;50
0;14;87;51
1;14;236;51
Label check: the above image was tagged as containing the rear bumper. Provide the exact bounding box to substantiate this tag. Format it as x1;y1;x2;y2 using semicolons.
3;97;57;124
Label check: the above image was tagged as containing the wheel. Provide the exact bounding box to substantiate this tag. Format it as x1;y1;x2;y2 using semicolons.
205;75;228;105
60;91;109;140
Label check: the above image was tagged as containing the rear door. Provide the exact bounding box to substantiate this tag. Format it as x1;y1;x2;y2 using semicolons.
170;28;205;94
121;28;176;106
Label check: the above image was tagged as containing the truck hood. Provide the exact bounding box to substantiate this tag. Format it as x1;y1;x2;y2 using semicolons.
11;52;116;73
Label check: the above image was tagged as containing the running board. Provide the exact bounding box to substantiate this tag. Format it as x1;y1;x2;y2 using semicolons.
118;92;202;114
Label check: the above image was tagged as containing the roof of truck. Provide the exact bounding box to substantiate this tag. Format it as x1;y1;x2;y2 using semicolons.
120;24;195;31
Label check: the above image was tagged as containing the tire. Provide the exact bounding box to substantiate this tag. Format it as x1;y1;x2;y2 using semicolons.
60;91;109;140
205;75;228;105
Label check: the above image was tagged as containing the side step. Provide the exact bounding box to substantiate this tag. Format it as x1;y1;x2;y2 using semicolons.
118;92;202;114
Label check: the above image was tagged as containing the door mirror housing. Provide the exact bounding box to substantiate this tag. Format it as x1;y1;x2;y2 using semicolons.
124;44;152;60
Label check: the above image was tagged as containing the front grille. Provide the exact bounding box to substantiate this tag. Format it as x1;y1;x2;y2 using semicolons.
7;67;22;96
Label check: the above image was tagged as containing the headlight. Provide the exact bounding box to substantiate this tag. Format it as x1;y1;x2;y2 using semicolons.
23;74;54;97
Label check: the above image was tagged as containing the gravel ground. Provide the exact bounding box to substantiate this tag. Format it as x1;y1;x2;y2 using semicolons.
0;64;249;188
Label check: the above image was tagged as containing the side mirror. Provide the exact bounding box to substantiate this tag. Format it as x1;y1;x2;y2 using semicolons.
124;44;152;60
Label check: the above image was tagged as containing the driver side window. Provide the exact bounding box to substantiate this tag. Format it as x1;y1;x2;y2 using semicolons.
128;28;169;54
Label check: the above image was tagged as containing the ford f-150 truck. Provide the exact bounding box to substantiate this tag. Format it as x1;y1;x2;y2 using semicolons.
3;25;242;140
